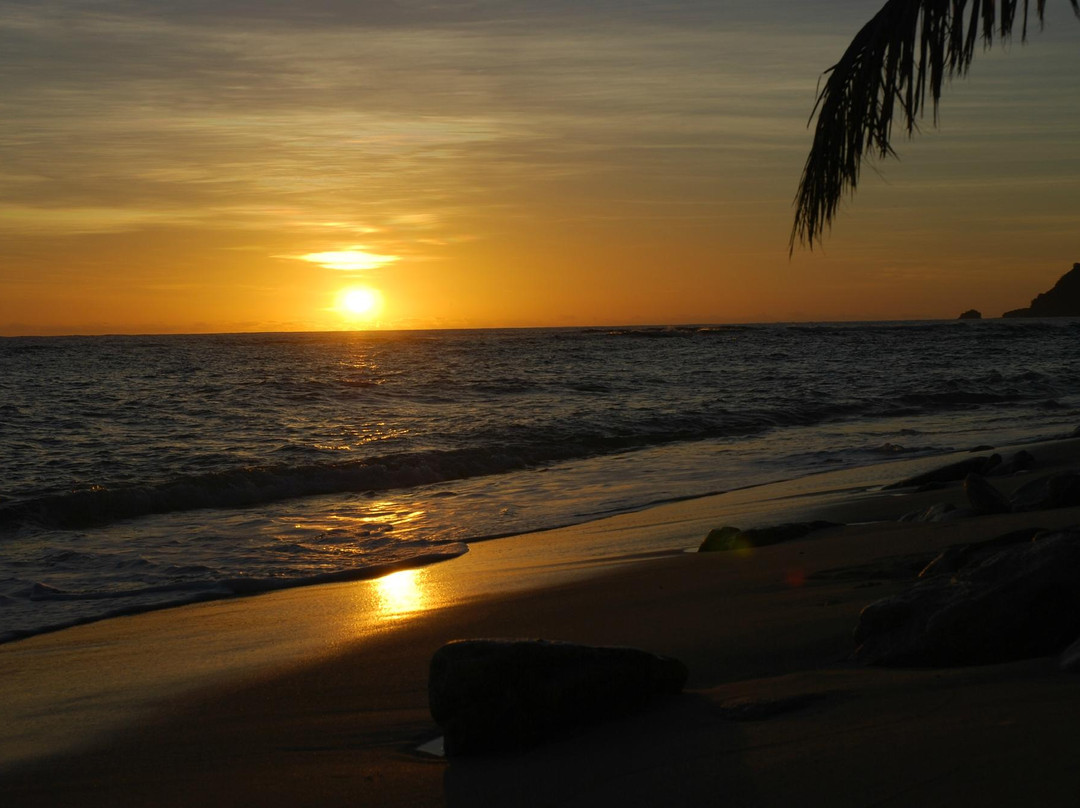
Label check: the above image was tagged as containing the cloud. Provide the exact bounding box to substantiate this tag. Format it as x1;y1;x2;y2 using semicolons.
287;248;400;271
8;0;1073;274
0;0;838;259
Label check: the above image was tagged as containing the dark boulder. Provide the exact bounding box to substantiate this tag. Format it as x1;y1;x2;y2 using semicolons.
1060;636;1080;673
898;502;962;523
917;527;1046;578
1009;472;1080;512
963;473;1011;515
428;639;688;756
913;481;951;493
699;525;742;552
854;529;1080;666
698;520;839;552
884;454;1001;490
988;449;1035;477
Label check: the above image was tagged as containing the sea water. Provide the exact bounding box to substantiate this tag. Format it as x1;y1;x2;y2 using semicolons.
2;321;1079;641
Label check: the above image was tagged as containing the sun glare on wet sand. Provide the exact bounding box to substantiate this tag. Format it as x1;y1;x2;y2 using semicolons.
374;568;427;619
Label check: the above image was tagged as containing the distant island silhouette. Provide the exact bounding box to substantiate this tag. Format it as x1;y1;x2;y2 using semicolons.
1001;262;1080;318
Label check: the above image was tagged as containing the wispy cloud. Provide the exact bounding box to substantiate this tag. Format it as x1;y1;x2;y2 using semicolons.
287;248;400;271
0;1;833;248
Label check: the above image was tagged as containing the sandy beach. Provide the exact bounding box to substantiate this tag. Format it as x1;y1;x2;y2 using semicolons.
4;436;1080;807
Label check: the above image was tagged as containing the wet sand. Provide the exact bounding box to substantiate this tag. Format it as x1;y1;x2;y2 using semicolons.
3;438;1080;806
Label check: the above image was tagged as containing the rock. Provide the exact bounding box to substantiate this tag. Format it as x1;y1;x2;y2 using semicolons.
898;502;958;523
698;521;839;552
958;309;982;320
428;639;688;756
812;552;940;582
854;529;1080;666
913;481;949;493
914;481;954;494
916;545;969;577
988;449;1035;477
937;506;978;522
918;527;1046;578
1009;472;1080;512
1060;636;1080;672
699;525;743;552
1012;450;1037;472
883;454;1001;490
1001;262;1080;318
964;473;1011;514
716;692;827;721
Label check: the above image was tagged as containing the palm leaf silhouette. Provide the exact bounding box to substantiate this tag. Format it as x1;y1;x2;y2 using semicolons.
791;0;1079;252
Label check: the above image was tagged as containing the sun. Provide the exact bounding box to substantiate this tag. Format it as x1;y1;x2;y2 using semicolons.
337;287;383;320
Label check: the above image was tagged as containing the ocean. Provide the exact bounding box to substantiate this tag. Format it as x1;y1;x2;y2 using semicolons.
2;320;1079;642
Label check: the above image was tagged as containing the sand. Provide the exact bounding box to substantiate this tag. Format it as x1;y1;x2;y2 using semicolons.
3;437;1080;806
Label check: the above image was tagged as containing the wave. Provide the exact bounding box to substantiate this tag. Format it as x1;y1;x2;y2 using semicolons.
3;378;1076;531
577;325;754;338
783;320;1080;335
0;445;577;530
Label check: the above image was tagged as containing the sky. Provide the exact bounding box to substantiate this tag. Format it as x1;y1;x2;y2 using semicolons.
2;0;1079;335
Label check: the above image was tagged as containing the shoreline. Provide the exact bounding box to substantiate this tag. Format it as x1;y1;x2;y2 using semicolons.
4;433;1080;804
5;426;1069;650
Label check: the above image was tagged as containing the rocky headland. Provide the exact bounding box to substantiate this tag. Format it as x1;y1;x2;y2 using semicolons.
1003;262;1080;318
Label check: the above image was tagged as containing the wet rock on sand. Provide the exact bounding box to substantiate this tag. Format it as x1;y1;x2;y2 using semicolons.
897;502;969;523
989;449;1035;477
698;520;840;552
1059;636;1080;673
1009;472;1080;512
428;639;688;756
964;473;1011;515
896;453;1041;523
716;692;829;721
883;454;1001;490
854;529;1080;666
917;527;1046;578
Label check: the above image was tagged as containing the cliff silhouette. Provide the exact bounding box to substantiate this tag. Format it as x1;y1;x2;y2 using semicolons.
1002;263;1080;318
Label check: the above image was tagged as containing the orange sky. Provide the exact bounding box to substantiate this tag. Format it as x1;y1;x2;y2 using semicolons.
2;2;1079;335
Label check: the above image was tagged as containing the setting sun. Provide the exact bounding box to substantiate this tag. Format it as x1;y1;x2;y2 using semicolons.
337;287;383;320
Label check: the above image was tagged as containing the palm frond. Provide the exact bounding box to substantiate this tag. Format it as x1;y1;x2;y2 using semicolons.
790;0;1079;252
